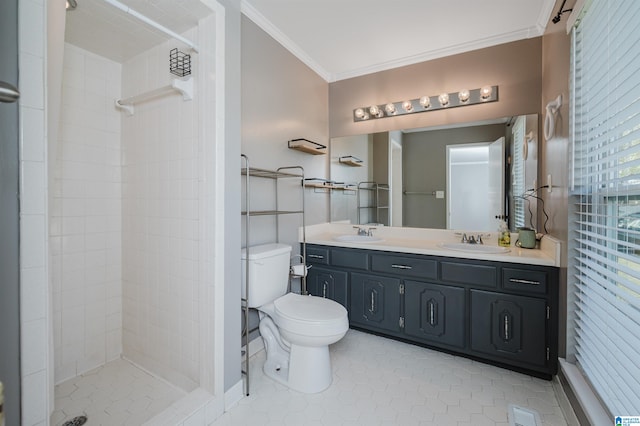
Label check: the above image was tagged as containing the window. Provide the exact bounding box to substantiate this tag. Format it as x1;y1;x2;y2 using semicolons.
570;0;640;415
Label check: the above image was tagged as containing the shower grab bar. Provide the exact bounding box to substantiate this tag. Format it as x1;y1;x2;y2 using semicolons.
102;0;199;53
115;78;193;115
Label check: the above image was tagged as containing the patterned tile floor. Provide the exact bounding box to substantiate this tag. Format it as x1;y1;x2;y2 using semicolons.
213;330;569;426
51;358;185;426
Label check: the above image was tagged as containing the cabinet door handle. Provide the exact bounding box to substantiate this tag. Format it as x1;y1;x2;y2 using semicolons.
504;314;510;341
391;264;412;270
322;281;328;298
428;301;435;326
369;291;376;313
308;254;324;259
509;278;540;285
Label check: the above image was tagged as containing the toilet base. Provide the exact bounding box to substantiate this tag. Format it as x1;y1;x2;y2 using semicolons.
260;317;333;394
263;343;332;394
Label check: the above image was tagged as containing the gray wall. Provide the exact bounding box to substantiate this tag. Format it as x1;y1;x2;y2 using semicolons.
241;15;330;248
403;124;506;228
541;28;572;358
329;38;542;138
240;16;330;341
0;0;20;422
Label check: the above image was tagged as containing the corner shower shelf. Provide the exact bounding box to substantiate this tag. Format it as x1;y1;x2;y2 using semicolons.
115;77;193;115
288;138;327;155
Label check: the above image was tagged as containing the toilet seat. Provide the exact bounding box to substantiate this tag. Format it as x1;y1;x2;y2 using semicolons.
273;293;348;337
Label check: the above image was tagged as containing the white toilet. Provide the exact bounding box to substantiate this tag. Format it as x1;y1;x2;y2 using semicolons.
241;243;348;393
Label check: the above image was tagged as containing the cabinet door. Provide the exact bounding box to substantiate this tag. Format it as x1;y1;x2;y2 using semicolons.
404;281;465;349
470;290;547;367
350;273;401;333
306;266;348;308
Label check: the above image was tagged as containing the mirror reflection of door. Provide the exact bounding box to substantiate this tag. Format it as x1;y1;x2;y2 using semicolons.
446;137;504;231
389;131;403;227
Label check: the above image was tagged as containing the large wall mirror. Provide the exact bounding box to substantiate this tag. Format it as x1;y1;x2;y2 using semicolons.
330;114;539;232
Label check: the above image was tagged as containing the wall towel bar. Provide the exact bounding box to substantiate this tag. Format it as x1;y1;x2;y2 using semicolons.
115;78;193;115
403;190;436;196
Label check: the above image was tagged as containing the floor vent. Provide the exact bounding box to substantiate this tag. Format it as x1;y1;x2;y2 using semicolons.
508;404;541;426
62;415;88;426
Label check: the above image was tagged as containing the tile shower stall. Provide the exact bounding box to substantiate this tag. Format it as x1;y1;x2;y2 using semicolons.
48;8;222;425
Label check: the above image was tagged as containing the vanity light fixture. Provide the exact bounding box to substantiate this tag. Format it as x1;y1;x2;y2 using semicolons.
353;85;498;122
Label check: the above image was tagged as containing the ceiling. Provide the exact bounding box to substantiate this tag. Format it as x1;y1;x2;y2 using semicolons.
64;0;213;63
242;0;558;82
65;0;560;81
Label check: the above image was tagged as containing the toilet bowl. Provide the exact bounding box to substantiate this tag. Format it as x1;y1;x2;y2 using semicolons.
241;244;349;393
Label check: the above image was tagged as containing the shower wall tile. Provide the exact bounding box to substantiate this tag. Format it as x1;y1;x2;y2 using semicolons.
53;43;123;384
121;37;201;392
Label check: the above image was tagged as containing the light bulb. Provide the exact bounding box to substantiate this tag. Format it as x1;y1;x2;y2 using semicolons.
385;103;396;114
480;86;493;100
419;96;430;108
402;100;413;112
354;108;365;119
438;93;450;106
369;105;380;116
458;90;470;103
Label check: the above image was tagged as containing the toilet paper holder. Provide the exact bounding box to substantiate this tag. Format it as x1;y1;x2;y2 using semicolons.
290;254;310;277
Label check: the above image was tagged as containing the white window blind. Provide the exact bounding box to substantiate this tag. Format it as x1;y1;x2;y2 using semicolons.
570;0;640;415
512;116;526;229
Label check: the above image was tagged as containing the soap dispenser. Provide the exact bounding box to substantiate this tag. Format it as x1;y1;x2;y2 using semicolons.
498;221;511;247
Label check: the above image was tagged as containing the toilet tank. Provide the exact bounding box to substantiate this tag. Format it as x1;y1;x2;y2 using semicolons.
241;243;292;308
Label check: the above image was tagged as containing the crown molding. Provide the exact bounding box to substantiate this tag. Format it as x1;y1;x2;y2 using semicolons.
242;0;555;83
537;0;557;31
240;0;332;82
332;27;546;82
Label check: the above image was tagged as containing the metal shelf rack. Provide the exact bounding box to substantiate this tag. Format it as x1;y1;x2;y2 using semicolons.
240;154;306;396
357;181;389;225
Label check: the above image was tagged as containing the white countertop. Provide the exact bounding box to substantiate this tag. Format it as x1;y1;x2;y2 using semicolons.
301;223;561;267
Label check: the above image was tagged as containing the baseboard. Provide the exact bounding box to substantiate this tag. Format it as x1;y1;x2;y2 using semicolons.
224;379;244;410
246;335;264;358
551;374;580;425
558;358;611;426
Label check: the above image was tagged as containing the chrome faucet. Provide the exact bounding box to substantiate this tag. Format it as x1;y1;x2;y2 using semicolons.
461;233;483;244
353;226;376;236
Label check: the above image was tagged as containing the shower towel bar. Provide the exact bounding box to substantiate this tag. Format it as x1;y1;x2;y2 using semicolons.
115;77;193;115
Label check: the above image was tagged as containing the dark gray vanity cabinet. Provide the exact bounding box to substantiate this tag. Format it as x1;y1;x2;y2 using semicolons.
350;273;402;334
303;243;558;378
306;266;348;308
470;290;547;367
404;281;465;349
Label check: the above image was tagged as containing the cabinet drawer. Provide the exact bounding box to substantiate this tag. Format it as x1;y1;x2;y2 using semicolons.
441;261;497;288
502;268;548;294
331;249;369;270
306;246;329;265
371;254;437;280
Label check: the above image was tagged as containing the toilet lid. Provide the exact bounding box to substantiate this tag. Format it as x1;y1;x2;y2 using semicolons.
273;293;348;336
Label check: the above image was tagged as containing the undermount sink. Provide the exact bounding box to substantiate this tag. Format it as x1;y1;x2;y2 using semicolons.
438;242;510;254
333;235;384;243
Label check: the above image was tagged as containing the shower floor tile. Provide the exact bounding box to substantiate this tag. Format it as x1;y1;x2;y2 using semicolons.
52;358;185;426
213;330;570;426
